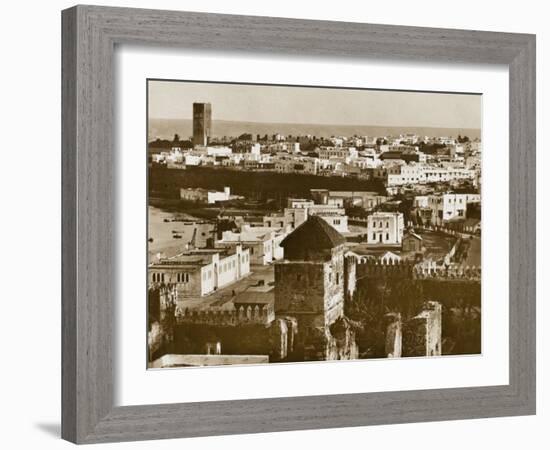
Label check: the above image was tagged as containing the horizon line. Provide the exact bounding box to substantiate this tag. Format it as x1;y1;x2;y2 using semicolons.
148;117;481;131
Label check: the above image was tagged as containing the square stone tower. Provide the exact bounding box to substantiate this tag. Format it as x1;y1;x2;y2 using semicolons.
192;102;212;147
274;215;347;330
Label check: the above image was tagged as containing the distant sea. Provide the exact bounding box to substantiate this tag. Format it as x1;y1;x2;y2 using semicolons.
148;118;481;142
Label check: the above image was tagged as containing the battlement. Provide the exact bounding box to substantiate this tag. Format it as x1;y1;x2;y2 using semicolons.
358;259;416;278
175;303;275;326
414;264;481;280
356;258;481;281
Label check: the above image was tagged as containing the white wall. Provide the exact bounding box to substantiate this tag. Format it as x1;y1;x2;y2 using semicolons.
0;0;547;449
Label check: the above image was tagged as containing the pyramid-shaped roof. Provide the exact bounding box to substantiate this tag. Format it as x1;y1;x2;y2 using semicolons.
280;215;345;250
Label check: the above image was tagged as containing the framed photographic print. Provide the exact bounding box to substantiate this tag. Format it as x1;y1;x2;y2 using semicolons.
62;5;536;444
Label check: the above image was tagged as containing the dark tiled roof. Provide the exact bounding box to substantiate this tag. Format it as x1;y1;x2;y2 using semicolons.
281;215;345;250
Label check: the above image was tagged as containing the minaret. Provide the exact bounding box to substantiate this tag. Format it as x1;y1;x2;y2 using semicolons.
192;102;212;147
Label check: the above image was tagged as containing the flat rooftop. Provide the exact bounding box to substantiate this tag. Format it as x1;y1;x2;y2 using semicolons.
150;248;236;268
177;263;275;311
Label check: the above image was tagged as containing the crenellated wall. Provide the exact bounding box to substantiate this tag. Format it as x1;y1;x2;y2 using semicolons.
175;302;275;326
356;259;481;281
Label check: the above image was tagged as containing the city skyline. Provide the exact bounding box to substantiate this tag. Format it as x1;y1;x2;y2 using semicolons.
148;80;482;130
147;79;482;369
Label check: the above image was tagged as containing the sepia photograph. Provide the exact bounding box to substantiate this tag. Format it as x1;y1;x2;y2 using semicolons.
147;80;482;369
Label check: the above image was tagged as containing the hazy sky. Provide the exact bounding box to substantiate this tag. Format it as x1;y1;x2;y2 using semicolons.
148;80;481;129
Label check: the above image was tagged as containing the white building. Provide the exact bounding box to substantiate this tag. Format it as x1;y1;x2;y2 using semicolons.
273;156;319;175
386;163;424;186
287;198;314;209
329;137;345;146
422;193;468;225
282;201;349;233
367;212;404;245
436;137;456;145
184;153;202;166
309;189;387;210
216;225;288;265
250;143;261;155
308;205;349;233
385;163;475;186
194;145;233;157
317;146;350;160
268;142;300;153
180;186;238;204
149;246;250;298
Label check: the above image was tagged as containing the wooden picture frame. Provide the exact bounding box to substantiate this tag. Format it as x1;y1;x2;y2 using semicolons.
61;5;536;444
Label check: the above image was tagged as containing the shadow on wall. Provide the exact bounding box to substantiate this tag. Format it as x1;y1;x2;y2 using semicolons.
35;423;60;438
